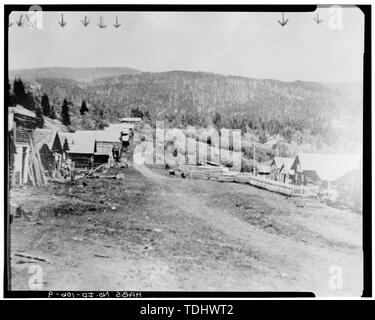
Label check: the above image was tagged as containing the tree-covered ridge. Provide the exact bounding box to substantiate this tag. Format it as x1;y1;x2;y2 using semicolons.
35;71;361;135
12;70;362;153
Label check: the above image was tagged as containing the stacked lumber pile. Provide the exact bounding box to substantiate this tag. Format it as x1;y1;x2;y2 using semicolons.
28;134;47;187
84;163;106;178
217;175;235;183
180;164;224;180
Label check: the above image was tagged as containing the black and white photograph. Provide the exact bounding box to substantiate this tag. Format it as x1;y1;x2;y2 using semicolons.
3;3;369;300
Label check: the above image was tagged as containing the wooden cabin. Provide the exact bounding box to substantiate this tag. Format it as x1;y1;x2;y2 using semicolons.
93;130;122;164
291;153;361;187
119;117;142;131
33;129;63;177
66;133;96;169
66;129;125;168
9;105;40;185
75;129;129;165
270;157;295;184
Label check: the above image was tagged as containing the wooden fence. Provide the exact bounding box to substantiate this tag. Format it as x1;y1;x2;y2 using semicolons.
179;165;317;197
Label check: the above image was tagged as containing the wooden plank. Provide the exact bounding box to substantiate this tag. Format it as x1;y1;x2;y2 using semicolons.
217;176;234;182
15;252;48;262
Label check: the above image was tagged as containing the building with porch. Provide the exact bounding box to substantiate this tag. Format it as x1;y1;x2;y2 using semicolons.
291;153;361;187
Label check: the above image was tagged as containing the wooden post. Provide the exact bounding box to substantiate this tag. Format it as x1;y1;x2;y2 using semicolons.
277;139;279;157
71;161;75;181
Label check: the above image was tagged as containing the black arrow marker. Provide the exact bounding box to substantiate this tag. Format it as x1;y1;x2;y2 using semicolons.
313;13;323;25
114;16;121;28
81;16;90;27
278;12;289;27
97;16;106;28
25;15;37;29
16;15;23;27
58;14;66;27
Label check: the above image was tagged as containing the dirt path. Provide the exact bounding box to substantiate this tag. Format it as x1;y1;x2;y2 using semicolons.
134;164;363;296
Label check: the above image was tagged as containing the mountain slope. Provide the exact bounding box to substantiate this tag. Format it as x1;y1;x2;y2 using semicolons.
17;69;363;152
9;67;141;83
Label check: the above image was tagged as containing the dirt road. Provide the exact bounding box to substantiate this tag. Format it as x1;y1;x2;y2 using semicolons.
10;165;362;296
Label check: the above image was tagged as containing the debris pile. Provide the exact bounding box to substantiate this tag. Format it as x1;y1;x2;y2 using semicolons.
38;202;100;217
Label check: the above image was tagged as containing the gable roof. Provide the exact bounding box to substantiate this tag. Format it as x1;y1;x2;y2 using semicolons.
273;157;295;174
10;105;36;118
67;132;96;154
58;132;75;148
292;153;361;181
33;129;62;152
64;129;124;155
74;130;122;143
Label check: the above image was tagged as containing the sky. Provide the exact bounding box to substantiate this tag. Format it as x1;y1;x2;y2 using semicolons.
8;7;364;82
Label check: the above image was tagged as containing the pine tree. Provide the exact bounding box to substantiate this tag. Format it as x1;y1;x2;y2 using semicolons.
13;78;26;104
12;78;37;111
60;99;70;126
49;104;56;119
63;138;69;152
22;92;36;111
35;106;44;128
8;82;16;106
80;100;88;115
41;94;51;117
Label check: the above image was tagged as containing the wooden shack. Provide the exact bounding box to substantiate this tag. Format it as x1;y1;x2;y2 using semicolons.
66;133;96;169
9;105;40;185
120;117;142;131
291;153;361;187
270;156;295;184
93;130;122;164
33;129;63;176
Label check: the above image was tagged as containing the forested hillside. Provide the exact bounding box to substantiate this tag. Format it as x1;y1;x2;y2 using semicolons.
11;69;363;154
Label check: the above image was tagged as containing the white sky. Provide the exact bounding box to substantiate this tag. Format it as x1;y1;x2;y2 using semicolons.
8;7;364;82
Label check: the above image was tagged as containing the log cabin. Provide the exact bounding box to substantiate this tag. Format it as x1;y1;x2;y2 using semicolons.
9;105;40;186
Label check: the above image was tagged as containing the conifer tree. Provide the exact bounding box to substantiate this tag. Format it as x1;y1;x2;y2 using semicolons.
35;106;44;128
60;99;70;126
80;100;88;115
49;104;56;119
41;94;51;117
